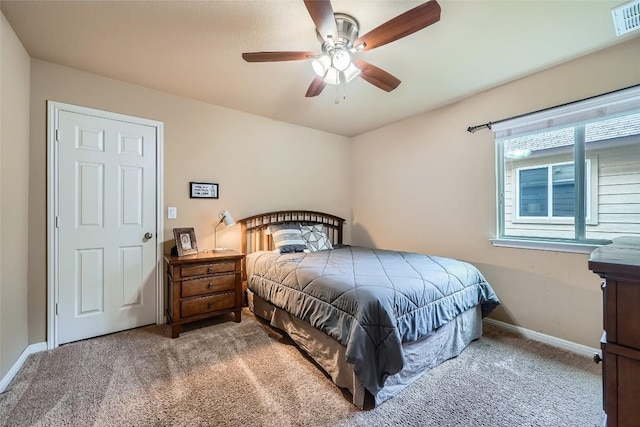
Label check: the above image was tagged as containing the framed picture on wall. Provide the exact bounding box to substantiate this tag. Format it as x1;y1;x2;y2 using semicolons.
173;227;198;256
190;182;219;199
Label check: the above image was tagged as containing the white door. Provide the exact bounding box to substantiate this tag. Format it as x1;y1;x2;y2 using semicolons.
57;110;157;344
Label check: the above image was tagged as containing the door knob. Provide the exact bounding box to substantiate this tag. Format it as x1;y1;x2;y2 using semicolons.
144;232;153;239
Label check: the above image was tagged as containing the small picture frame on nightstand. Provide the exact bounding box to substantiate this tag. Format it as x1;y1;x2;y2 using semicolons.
173;227;198;256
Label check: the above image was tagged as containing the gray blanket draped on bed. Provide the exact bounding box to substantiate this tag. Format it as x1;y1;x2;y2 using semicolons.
247;246;500;397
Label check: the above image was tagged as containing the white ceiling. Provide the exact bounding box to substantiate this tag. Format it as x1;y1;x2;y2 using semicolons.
2;0;636;137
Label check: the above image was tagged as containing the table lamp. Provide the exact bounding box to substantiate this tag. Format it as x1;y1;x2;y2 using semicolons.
214;210;235;251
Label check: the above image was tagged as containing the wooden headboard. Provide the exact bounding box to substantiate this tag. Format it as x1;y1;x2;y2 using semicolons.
237;210;345;255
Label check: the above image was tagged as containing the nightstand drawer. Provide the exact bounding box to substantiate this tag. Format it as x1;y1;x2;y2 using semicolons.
182;261;236;277
181;274;236;298
181;292;236;318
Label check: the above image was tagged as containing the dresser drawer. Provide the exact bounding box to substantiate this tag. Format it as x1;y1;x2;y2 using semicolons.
602;342;640;426
181;292;235;318
615;281;640;349
182;261;237;277
181;274;236;298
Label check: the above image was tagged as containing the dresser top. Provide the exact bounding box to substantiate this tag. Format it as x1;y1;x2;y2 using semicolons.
589;237;640;274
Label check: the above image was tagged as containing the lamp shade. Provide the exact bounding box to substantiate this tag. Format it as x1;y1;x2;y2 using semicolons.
312;54;330;77
343;62;361;83
324;67;340;85
331;47;351;71
220;210;235;227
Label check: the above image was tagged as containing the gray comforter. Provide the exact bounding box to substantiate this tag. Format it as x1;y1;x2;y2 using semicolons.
246;246;499;396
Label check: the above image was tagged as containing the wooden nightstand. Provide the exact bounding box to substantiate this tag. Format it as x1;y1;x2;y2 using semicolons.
164;250;244;338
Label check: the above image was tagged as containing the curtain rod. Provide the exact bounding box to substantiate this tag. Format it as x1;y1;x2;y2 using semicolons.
466;83;640;134
466;122;492;133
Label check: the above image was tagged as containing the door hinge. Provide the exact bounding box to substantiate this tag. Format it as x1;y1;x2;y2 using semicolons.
55;303;59;315
55;129;60;142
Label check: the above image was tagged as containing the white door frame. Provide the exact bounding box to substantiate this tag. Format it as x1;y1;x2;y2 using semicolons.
47;101;164;349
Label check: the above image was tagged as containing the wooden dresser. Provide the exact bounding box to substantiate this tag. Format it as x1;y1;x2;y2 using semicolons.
164;251;244;338
589;238;640;427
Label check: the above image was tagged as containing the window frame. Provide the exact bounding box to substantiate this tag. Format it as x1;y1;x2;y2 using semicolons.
492;85;640;251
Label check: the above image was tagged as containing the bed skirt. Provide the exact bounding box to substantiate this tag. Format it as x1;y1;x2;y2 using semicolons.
247;289;482;408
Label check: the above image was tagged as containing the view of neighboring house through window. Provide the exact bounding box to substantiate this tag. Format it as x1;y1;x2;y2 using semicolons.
494;85;640;245
517;160;590;219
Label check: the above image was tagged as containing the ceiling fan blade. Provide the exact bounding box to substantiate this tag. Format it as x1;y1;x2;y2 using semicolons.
242;51;316;62
305;77;327;97
355;0;441;52
303;0;338;41
353;60;401;92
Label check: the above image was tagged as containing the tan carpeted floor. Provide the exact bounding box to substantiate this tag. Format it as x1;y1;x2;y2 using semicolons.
0;309;604;427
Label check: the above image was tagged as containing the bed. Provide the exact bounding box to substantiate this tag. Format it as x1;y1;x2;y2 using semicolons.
238;210;500;408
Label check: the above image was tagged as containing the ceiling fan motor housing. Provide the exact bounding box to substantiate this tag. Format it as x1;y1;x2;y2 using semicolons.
317;13;360;49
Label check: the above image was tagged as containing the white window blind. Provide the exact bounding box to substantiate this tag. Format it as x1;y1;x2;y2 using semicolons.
492;85;640;138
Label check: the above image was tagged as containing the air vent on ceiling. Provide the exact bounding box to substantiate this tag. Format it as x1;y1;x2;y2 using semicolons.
612;0;640;36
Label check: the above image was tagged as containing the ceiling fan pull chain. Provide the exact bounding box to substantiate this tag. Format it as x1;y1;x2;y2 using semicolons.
334;72;348;104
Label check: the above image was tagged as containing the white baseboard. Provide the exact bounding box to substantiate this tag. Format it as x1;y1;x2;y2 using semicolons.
0;342;47;393
483;318;599;358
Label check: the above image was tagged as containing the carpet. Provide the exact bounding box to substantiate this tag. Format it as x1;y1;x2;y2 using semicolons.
0;309;604;426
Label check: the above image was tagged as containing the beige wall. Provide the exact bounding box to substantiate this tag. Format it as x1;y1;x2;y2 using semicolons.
28;59;351;343
0;12;30;378
351;36;640;347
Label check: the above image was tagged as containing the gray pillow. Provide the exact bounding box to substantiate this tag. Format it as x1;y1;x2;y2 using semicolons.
268;223;307;253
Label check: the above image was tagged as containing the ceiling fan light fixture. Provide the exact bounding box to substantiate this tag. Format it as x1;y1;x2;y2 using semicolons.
343;62;361;82
331;48;351;71
312;54;331;76
324;67;340;85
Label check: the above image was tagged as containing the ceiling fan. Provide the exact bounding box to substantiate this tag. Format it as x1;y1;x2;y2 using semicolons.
242;0;441;97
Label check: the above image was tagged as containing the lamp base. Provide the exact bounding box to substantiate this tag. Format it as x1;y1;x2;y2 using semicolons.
212;248;228;252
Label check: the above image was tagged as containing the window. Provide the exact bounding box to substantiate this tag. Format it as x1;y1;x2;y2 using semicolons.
515;160;591;220
494;85;640;247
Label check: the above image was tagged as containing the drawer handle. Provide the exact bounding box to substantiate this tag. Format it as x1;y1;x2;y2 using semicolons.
207;283;213;289
208;267;213;273
593;353;603;364
207;302;213;309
